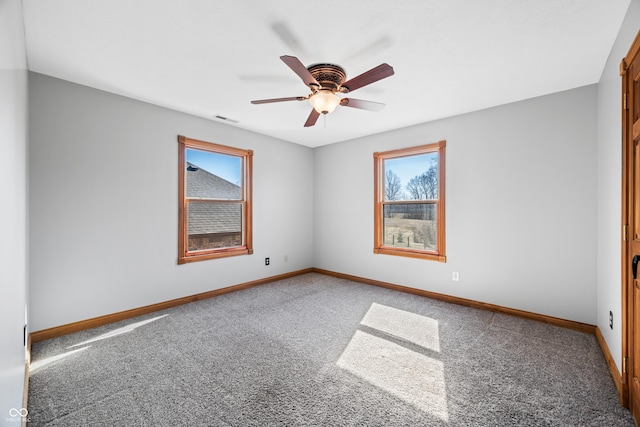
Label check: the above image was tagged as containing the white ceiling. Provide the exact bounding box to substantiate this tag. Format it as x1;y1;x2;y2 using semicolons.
21;0;631;148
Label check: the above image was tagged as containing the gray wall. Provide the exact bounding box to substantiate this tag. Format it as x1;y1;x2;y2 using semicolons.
597;0;640;373
30;73;601;330
0;0;29;421
28;73;314;331
0;68;29;427
314;85;598;324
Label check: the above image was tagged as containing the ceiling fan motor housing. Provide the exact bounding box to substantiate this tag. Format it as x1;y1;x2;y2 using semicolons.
307;64;347;92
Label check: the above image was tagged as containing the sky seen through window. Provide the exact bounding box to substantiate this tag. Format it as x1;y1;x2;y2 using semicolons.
186;148;241;186
384;152;437;192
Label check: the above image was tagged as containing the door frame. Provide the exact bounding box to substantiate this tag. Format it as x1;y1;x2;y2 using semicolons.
621;29;640;412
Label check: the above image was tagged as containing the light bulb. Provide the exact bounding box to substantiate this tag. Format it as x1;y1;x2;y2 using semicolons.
309;90;340;114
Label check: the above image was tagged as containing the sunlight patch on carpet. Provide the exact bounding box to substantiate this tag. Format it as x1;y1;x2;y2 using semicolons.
337;330;448;422
30;346;91;373
361;303;440;352
68;314;169;348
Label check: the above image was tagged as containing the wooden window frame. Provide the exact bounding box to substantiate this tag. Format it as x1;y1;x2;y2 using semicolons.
374;141;446;262
178;135;253;264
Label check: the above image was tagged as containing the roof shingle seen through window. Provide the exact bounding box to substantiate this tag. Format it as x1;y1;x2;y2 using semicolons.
186;162;241;200
188;203;241;234
186;162;242;235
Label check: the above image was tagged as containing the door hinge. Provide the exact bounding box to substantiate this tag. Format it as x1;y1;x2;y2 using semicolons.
623;356;628;374
624;93;628;110
624;224;629;241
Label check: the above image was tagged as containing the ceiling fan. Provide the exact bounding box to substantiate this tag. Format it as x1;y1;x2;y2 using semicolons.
251;55;394;127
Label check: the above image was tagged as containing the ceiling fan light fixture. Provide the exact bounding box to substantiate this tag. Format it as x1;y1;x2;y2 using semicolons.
309;90;340;114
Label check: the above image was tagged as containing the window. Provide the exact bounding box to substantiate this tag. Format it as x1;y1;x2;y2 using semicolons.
178;135;253;264
374;141;446;262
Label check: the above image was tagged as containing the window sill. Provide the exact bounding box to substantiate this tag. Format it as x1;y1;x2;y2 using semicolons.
374;246;446;262
178;247;253;264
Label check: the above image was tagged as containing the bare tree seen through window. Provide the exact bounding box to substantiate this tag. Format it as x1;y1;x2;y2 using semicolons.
406;157;438;200
385;170;403;200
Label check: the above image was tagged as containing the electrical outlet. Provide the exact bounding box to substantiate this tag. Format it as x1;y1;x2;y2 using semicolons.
284;255;288;262
609;311;613;330
452;272;460;282
265;257;270;266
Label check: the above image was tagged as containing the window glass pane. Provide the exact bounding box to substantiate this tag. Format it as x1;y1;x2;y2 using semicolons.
186;148;242;200
187;202;242;251
384;153;438;201
383;204;437;251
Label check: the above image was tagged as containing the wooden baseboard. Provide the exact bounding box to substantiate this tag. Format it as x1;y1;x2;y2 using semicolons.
30;266;599;341
595;327;627;406
30;268;313;343
311;268;597;335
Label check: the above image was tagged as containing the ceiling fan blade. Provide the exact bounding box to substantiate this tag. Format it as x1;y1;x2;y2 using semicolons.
341;63;394;93
304;109;320;127
280;55;319;88
341;35;393;64
340;98;385;112
251;96;306;104
271;22;307;58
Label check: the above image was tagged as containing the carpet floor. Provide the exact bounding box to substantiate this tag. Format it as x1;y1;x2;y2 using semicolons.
28;273;634;426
